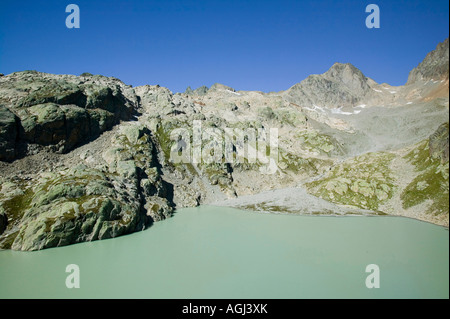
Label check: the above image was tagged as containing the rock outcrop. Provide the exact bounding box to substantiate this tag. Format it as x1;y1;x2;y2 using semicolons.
0;117;174;251
0;105;19;162
407;38;449;84
0;71;139;161
429;122;449;164
0;210;7;235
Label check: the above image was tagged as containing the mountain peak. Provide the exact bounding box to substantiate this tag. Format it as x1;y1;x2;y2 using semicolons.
284;62;372;109
327;62;361;73
210;83;235;92
324;62;369;87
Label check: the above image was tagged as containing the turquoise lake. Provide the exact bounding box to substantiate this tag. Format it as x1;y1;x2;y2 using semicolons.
0;206;448;299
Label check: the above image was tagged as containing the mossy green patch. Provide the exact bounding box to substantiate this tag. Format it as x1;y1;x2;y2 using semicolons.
295;130;341;155
1;187;34;222
274;108;307;127
154;119;186;161
306;152;396;211
401;140;449;215
404;140;432;171
279;151;330;175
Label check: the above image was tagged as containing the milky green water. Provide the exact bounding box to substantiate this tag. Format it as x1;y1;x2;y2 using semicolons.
0;206;448;299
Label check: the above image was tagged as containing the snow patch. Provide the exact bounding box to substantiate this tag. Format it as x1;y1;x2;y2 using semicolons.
373;89;383;93
305;104;363;116
331;108;354;115
226;90;241;96
303;104;326;114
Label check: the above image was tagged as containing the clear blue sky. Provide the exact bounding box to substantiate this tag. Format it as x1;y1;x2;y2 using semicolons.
0;0;448;93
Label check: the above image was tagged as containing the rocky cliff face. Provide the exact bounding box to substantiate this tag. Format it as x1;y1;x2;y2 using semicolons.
407;38;449;84
0;122;173;250
0;38;448;250
0;105;19;162
0;71;138;162
429;122;449;164
0;73;173;250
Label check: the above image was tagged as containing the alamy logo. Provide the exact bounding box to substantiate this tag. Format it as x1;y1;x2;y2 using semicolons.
65;4;80;29
365;264;380;288
365;4;380;29
65;264;80;288
169;120;279;175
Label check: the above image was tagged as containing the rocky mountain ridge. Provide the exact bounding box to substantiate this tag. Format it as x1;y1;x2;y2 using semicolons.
0;38;448;250
407;38;449;84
